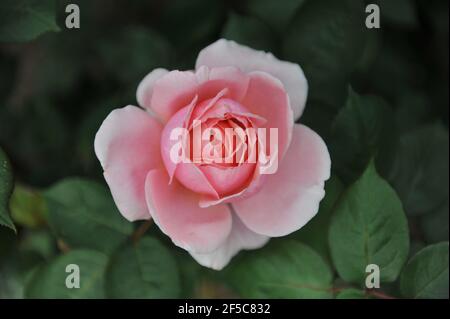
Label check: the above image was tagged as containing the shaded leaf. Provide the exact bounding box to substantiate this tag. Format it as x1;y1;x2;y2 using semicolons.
0;148;15;232
378;0;418;29
330;88;394;183
45;178;133;253
105;237;180;298
283;0;366;108
290;176;344;265
25;250;107;298
0;0;59;42
394;91;434;134
222;13;275;52
97;27;172;84
0;260;24;298
246;0;306;33
400;242;449;299
386;124;449;216
157;0;225;50
335;288;367;299
10;185;46;228
226;241;333;298
0;101;70;186
421;200;449;244
174;250;204;298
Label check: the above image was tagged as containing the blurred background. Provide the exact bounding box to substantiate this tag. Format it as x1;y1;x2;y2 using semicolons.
0;0;448;299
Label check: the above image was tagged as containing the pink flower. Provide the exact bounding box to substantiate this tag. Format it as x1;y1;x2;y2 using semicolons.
94;39;331;270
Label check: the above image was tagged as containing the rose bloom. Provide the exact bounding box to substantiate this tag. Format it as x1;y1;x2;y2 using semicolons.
95;39;331;270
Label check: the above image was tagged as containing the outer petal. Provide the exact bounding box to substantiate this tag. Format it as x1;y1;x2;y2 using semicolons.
233;124;331;237
190;213;269;270
196;66;250;103
145;169;232;254
136;68;169;116
196;39;308;120
151;70;199;122
94;105;163;221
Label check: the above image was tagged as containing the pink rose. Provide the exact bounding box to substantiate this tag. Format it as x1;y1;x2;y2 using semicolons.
94;39;331;270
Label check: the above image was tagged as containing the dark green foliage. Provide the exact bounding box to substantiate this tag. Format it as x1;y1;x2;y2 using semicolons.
0;0;448;299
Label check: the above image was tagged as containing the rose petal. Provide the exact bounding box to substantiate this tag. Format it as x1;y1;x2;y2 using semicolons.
196;97;267;127
145;169;232;253
199;163;255;196
242;71;293;161
151;70;199;122
136;68;169;117
198;143;267;208
233;124;331;237
186;88;228;130
199;166;267;208
175;162;219;198
190;213;269;270
94;105;163;221
150;66;250;122
196;39;308;120
196;66;250;103
160;96;198;182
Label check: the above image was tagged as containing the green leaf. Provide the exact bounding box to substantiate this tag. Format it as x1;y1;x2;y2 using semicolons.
44;178;133;253
226;241;333;298
246;0;306;33
0;260;24;298
329;162;409;285
0;148;15;232
19;229;56;261
0;101;70;185
32;32;87;97
409;240;426;259
394;91;434;134
299;99;340;140
76;99;116;174
365;40;423;100
157;0;225;50
10;185;46;228
222;13;275;52
335;288;367;299
290;176;344;265
174;250;204;298
282;0;366;108
421;200;449;244
330;88;394;183
0;230;22;298
105;237;180;298
400;242;449;299
0;0;60;43
1;229;56;298
353;26;381;74
386;124;449;217
0;226;16;257
378;0;418;29
97;27;172;84
25;250;108;298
